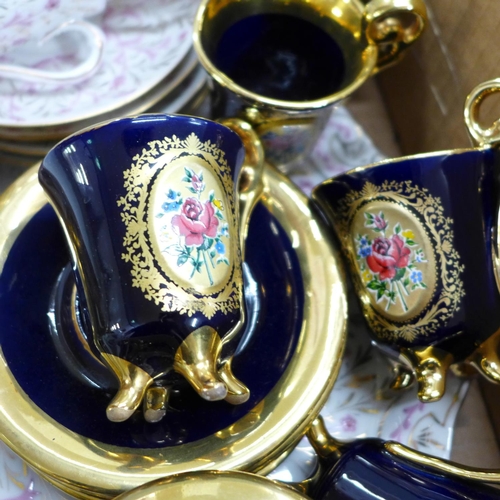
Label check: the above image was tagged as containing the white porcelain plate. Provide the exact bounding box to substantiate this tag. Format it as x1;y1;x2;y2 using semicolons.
0;0;197;128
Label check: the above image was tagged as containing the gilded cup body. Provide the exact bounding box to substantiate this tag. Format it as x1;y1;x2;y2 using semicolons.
312;146;500;400
193;0;426;168
39;114;249;422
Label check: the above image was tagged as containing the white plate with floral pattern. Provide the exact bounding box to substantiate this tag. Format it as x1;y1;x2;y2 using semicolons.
0;0;197;131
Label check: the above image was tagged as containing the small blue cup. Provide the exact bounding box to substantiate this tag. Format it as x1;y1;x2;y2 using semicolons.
312;79;500;402
39;114;250;423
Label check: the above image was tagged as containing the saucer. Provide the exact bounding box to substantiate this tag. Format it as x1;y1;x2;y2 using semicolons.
0;0;196;138
115;471;309;500
0;57;206;158
0;163;346;498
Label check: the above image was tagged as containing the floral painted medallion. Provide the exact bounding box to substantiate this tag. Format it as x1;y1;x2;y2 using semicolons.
149;158;232;293
118;133;242;319
351;200;436;322
336;181;465;343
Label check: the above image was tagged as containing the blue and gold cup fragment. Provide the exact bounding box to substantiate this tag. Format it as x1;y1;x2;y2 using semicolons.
193;0;427;168
312;78;500;402
304;418;500;499
39;114;257;423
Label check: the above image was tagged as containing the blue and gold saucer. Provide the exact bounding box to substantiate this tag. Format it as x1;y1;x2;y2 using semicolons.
0;163;346;499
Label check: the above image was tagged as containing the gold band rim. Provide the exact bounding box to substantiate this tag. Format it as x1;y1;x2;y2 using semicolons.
192;0;379;112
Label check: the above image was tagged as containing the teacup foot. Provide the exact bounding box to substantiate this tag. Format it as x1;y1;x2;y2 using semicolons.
467;329;500;383
219;359;250;404
400;346;454;402
102;353;154;422
389;361;415;391
173;326;228;401
144;385;171;423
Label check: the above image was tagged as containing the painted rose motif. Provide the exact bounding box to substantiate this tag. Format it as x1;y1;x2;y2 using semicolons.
355;211;427;312
172;198;218;246
367;234;411;280
155;166;229;286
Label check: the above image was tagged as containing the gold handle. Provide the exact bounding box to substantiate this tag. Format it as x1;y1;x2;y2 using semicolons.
218;118;265;261
363;0;427;71
308;417;500;485
464;78;500;146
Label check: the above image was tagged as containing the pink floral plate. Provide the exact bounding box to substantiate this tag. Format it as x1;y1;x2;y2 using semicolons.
0;0;197;134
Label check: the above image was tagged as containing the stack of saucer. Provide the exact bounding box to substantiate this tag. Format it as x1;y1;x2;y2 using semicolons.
0;0;207;166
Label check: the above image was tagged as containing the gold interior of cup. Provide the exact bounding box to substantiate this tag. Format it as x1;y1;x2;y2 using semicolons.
194;0;377;109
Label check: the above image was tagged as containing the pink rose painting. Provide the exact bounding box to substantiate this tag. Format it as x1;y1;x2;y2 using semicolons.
156;167;229;286
355;211;427;312
172;198;219;246
366;234;411;281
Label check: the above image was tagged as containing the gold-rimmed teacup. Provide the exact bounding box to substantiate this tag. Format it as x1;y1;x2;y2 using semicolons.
193;0;427;168
312;78;500;403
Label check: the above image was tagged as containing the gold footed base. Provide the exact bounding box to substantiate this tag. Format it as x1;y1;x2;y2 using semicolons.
467;329;500;383
144;385;171;423
219;359;250;404
174;326;250;404
388;360;415;391
400;346;454;402
101;353;154;422
101;326;250;423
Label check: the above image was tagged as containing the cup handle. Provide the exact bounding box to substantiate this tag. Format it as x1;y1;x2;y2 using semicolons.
363;0;427;72
464;79;500;146
304;417;500;495
0;20;105;84
217;118;265;262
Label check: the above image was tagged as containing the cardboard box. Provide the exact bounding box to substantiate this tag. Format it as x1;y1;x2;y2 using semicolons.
377;0;500;155
359;0;500;467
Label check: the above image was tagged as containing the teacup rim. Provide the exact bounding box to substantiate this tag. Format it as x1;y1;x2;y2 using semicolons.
311;144;492;192
192;0;379;111
43;112;245;159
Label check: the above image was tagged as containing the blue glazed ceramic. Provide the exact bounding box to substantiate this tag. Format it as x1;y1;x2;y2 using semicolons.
0;201;303;447
312;146;500;401
0;160;346;496
193;0;426;167
311;439;500;500
39;114;254;423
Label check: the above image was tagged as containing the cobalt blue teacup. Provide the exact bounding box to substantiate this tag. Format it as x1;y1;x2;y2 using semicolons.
193;0;427;168
39;114;257;423
312;78;500;402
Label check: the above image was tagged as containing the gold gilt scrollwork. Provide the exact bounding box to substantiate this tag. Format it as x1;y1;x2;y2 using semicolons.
337;181;465;342
117;133;242;318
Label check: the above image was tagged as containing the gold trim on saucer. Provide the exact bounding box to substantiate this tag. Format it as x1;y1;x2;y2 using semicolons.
115;470;311;500
0;162;346;499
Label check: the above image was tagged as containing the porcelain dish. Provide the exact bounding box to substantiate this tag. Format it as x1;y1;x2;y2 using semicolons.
0;0;198;141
